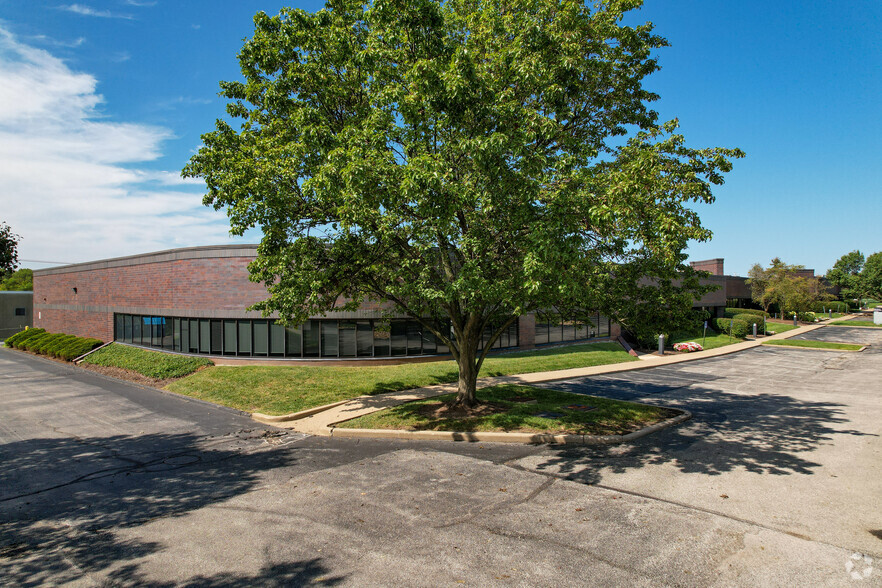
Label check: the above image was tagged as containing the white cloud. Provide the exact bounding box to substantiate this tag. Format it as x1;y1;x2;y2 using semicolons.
123;0;158;6
0;28;244;266
58;4;134;20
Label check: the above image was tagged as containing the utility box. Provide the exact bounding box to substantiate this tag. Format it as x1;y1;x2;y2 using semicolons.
874;306;882;325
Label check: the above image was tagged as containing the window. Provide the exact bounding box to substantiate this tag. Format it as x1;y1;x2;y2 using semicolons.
270;323;285;356
303;321;320;357
224;321;237;356
321;321;338;357
339;321;357;357
373;320;391;357
253;321;268;356
14;307;26;316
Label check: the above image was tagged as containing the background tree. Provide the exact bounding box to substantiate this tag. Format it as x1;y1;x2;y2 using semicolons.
826;250;866;302
750;258;828;319
862;252;882;300
185;0;742;407
0;222;20;280
0;268;33;291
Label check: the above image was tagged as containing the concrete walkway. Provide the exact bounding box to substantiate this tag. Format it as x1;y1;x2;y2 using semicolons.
254;319;834;436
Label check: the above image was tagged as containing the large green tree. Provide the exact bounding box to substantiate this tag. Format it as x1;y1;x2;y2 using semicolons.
826;250;866;302
862;252;882;300
0;268;32;291
185;0;742;407
749;258;828;319
0;222;20;280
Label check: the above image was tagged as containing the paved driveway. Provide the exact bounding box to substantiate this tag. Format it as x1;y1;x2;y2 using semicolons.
525;326;882;558
2;328;880;586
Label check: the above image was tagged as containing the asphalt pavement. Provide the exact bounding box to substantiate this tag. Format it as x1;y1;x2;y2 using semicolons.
1;327;880;586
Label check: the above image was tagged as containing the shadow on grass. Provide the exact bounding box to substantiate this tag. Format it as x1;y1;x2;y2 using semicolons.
0;431;342;586
531;381;875;484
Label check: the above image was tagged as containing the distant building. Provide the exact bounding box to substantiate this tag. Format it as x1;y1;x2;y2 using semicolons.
32;246;742;360
0;291;33;341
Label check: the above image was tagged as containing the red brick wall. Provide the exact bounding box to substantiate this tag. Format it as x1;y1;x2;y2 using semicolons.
689;258;725;275
33;251;268;341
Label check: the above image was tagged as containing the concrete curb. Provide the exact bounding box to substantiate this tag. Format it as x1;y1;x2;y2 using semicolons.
252;399;351;423
253;321;829;437
327;409;692;445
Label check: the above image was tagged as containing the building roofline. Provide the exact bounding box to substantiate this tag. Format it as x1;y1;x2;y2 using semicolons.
33;244;260;276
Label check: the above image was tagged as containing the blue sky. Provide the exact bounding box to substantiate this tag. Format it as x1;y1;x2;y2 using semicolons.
0;1;879;275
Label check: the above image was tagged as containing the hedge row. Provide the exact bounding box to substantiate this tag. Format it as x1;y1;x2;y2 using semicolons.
812;301;852;313
723;307;768;319
4;328;103;361
713;317;750;338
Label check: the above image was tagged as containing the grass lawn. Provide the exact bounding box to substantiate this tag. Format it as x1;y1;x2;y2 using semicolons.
334;384;678;436
763;321;800;335
166;341;637;415
762;340;863;351
82;344;213;379
669;330;744;351
830;320;881;327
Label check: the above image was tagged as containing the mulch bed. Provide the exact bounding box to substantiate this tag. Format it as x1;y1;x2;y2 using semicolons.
413;401;509;420
78;363;177;389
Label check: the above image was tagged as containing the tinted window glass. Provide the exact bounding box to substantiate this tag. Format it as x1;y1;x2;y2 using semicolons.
286;325;303;357
339;321;356;357
199;320;210;353
373;320;390;357
270;323;285;356
238;321;252;354
321;321;338;357
357;321;373;357
224;321;237;355
253;321;268;356
407;321;422;355
390;321;406;356
211;321;223;354
303;321;320;357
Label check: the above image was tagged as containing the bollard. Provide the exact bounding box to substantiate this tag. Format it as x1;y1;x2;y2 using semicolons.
658;334;665;355
793;313;798;326
753;323;757;338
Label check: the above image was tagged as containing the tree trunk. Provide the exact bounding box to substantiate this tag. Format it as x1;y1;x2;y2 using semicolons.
452;336;479;408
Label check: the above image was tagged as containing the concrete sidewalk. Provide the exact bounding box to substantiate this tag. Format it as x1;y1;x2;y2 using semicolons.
253;320;833;436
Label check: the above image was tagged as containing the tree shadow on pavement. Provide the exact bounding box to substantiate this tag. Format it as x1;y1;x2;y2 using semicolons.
530;387;876;485
0;431;333;586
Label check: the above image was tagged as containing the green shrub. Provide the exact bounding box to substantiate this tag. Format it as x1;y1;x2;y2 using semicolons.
7;329;103;361
814;301;852;313
57;338;103;361
4;328;45;348
43;334;77;357
82;343;212;379
21;332;53;351
713;317;749;338
732;313;764;329
723;308;768;319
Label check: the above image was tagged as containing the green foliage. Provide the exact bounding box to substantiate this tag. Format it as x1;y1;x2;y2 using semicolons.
7;329;102;360
335;384;676;435
748;258;829;317
0;268;32;291
863;252;882;300
0;221;19;279
732;313;764;328
813;301;850;313
183;0;742;406
723;307;767;319
167;341;636;416
4;328;45;347
826;250;867;302
713;317;749;338
82;344;213;379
